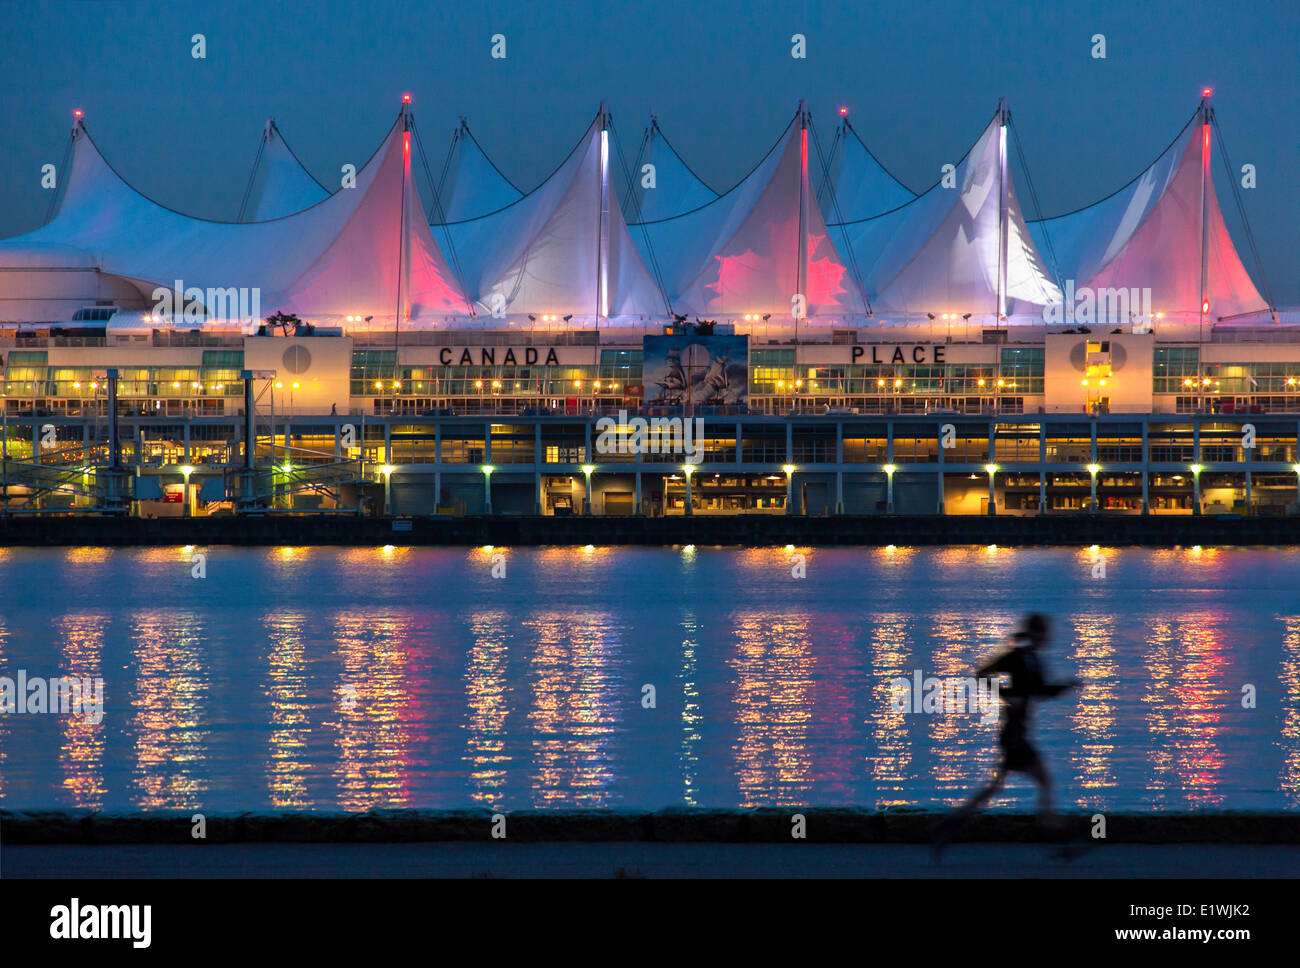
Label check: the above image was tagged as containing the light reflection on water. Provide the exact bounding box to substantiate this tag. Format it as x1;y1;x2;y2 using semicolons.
0;546;1296;812
58;614;107;809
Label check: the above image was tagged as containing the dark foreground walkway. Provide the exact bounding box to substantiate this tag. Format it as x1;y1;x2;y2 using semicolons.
6;842;1299;878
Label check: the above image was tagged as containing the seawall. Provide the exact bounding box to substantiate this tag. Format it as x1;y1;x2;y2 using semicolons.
2;512;1300;546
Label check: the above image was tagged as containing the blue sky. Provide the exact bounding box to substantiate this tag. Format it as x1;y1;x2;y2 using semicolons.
1;0;1295;300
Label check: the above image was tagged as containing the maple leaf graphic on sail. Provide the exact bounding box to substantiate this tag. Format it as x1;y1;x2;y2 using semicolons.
698;217;849;314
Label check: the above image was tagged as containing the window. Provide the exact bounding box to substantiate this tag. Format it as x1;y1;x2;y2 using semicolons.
999;347;1044;394
1153;346;1199;394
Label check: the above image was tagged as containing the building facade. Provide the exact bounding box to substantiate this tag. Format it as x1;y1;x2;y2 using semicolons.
4;322;1300;518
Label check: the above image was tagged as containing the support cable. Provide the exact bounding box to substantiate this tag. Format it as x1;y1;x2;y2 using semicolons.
1009;115;1062;291
610;118;673;316
1213;115;1277;319
411;116;474;315
810;116;871;317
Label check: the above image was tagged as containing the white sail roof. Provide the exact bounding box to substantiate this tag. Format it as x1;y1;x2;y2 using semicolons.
442;111;667;320
623;119;717;223
436;120;522;223
816;118;915;222
0;113;472;324
837;112;1061;316
0;100;1273;328
240;120;330;221
1028;112;1266;319
635;109;867;318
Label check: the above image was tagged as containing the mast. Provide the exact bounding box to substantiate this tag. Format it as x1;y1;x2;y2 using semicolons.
1199;89;1213;328
47;110;83;224
397;95;412;358
997;98;1010;320
597;102;611;323
796;100;809;324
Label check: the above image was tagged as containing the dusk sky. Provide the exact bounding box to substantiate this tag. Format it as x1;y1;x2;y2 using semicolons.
2;0;1296;301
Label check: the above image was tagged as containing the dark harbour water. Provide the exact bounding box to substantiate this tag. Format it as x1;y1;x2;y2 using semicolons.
0;545;1297;814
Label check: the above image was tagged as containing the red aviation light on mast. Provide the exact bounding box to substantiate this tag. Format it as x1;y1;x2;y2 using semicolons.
839;106;848;116
402;93;412;104
1201;87;1213;99
73;109;83;119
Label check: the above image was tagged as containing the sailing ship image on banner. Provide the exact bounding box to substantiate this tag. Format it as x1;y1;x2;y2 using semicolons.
642;333;749;408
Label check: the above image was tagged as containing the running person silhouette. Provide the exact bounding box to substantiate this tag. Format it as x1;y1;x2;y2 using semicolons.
932;613;1079;849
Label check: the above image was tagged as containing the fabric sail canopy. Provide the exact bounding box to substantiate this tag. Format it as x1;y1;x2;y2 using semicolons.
623;119;717;223
1027;114;1266;319
635;108;867;318
435;120;523;223
816;118;915;223
442;111;667;320
241;121;330;222
835;112;1061;317
0;114;472;324
0;101;1270;327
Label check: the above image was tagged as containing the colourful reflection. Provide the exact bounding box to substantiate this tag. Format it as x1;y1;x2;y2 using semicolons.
1068;615;1118;809
729;611;815;807
57;614;107;808
1142;616;1229;807
130;611;209;809
263;611;312;809
866;613;914;806
330;611;417;811
1278;617;1300;807
678;612;702;806
0;547;1292;812
927;614;1009;802
525;612;623;807
0;615;9;799
64;547;112;565
464;610;511;806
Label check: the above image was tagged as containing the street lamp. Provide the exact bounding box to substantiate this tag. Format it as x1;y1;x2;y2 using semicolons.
278;461;296;511
782;463;796;515
581;463;595;515
481;463;495;514
1190;463;1204;515
883;463;897;514
180;464;194;517
1085;463;1101;514
676;465;696;517
984;463;999;516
